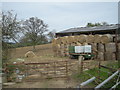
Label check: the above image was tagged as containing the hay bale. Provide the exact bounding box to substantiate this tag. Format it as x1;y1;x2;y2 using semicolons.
86;35;94;43
101;34;113;43
25;51;36;58
94;35;102;43
78;35;87;43
91;43;97;52
98;43;105;52
74;35;79;42
104;52;112;60
63;36;69;44
56;37;60;44
68;36;75;43
118;43;120;52
112;53;116;60
75;42;82;46
82;43;88;45
105;43;116;52
97;52;104;60
52;38;57;44
118;35;120;42
117;51;120;60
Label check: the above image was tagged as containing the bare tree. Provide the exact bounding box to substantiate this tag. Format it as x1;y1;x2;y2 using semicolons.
22;17;48;51
2;11;21;43
1;11;21;62
47;30;56;42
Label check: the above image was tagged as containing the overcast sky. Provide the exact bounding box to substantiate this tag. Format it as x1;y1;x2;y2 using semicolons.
2;2;118;32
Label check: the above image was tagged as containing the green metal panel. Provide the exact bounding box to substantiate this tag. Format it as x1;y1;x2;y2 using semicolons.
69;46;75;53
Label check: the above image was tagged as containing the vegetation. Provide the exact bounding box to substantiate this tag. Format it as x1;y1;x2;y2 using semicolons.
1;11;21;63
86;22;108;27
21;17;48;51
1;11;55;63
72;61;120;89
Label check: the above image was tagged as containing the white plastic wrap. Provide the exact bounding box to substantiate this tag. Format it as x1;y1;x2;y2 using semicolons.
75;46;84;53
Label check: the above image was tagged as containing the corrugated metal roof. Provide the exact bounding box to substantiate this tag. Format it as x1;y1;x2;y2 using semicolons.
56;24;118;34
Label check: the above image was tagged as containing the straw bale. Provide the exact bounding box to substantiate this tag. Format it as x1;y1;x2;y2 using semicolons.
101;34;113;43
91;43;97;52
78;35;87;43
98;43;105;52
104;52;112;61
86;35;94;43
118;43;120;52
25;51;36;58
97;51;104;60
105;43;116;52
94;34;102;43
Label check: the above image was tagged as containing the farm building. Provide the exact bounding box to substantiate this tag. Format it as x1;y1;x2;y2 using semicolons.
52;24;120;61
56;24;118;37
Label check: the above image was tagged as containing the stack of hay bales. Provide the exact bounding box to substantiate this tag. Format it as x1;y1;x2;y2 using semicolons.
52;34;119;61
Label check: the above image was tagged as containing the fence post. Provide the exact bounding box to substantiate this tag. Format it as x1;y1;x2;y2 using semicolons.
66;61;68;78
78;56;84;73
54;62;56;77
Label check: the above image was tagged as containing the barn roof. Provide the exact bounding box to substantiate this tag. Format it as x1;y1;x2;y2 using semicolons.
56;24;118;34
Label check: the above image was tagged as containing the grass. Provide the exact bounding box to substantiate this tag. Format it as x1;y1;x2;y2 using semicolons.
72;61;120;89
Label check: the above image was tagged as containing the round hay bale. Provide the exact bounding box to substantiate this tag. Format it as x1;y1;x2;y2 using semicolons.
86;35;94;43
98;43;105;52
101;34;113;43
25;51;36;58
94;35;102;43
78;35;87;43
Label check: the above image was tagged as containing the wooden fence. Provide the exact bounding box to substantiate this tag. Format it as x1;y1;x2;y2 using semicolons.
5;60;76;82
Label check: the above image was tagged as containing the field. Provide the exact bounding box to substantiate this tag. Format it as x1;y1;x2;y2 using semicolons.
3;43;119;88
4;43;79;88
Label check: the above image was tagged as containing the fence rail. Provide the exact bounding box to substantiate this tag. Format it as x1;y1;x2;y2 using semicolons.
5;60;75;82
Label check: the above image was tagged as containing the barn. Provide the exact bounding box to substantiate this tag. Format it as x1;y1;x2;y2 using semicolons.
56;24;118;37
52;24;120;61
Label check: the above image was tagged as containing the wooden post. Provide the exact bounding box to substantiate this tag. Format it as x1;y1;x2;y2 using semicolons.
66;61;68;78
98;60;101;81
78;56;84;73
54;62;56;77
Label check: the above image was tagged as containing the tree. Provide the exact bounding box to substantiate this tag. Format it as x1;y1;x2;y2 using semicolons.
47;30;56;42
21;17;48;51
1;11;21;62
2;11;21;43
86;22;108;27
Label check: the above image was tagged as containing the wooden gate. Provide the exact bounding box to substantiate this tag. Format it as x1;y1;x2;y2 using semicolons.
5;60;75;82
